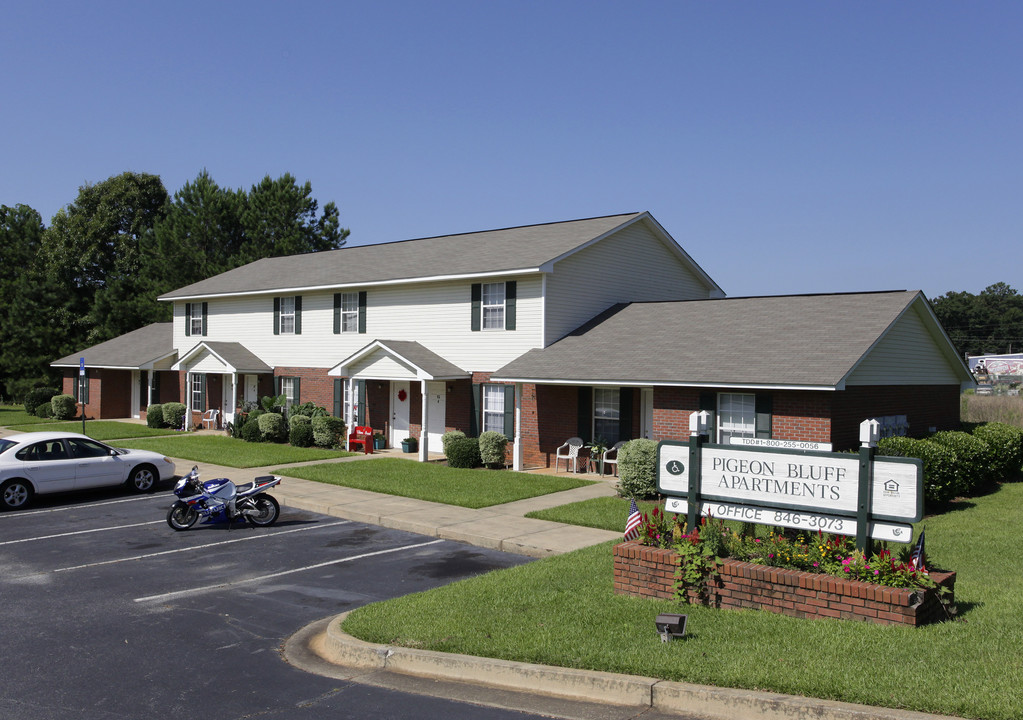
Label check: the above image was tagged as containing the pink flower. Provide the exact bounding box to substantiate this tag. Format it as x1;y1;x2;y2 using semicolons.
812;562;819;567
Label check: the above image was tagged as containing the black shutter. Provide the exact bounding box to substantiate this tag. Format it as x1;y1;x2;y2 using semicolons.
274;376;281;397
273;297;280;335
198;374;206;412
356;380;366;425
333;294;342;334
619;387;633;441
505;281;516;330
294;296;302;335
293;377;301;405
755;394;773;439
333;379;342;417
577;387;592;443
184;303;191;337
201;302;208;336
470;284;482;332
470;383;481;437
503;385;515;440
358;291;367;333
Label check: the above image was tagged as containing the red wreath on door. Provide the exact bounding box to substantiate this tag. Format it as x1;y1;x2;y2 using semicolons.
397;389;407;402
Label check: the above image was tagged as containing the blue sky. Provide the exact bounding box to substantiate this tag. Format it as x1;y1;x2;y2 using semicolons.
3;1;1020;299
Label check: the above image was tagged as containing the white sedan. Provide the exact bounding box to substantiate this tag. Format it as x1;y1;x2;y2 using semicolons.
0;431;177;510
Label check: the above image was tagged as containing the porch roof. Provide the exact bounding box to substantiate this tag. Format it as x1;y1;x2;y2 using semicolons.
171;341;272;374
51;323;176;371
329;340;469;381
491;291;969;391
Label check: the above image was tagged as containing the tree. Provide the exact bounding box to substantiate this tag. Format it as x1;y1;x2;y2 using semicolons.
42;172;169;346
0;205;63;398
931;283;1023;356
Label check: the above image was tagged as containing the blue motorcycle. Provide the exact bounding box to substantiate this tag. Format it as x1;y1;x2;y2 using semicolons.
167;465;281;530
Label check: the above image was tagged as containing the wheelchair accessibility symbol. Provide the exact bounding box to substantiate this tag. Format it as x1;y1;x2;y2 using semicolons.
665;460;685;476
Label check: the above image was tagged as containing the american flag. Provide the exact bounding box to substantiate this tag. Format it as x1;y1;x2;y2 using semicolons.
910;529;926;570
624;498;642;540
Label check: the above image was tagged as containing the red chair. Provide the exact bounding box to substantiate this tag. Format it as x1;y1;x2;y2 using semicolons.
348;426;374;454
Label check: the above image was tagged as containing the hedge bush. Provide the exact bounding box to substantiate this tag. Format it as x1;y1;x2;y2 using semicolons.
35;402;54;419
289;401;328;419
312;415;346;449
929;430;994;495
289;422;314;447
478;431;508;468
878;436;961;507
240;418;263;443
162;402;187;430
50;394;78;421
441;430;466;457
257;412;287;443
616;438;659;499
24;387;58;416
972;421;1023;478
146;404;165;428
289;414;311;429
446;436;481;468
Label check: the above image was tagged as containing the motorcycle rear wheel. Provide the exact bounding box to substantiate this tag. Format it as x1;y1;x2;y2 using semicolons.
167;502;199;530
247;494;280;527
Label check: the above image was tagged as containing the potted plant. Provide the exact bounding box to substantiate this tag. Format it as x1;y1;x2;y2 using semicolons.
373;432;385;450
401;436;418;453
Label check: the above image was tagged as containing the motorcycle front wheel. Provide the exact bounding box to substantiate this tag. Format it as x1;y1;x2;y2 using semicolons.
167;502;199;531
247;494;280;527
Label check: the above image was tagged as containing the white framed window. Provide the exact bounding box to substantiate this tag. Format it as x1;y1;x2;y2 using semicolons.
717;393;755;444
279;297;296;334
188;304;203;336
481;282;505;330
280;377;297;413
341;292;359;333
191;375;205;412
593;388;621;444
482;385;506;434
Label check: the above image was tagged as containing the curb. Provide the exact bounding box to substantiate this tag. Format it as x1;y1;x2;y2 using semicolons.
299;612;962;720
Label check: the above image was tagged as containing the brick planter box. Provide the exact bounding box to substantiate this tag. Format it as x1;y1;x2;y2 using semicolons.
613;541;956;626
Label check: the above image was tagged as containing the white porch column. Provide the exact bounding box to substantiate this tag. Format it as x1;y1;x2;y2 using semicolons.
184;371;192;431
419;379;429;462
146;371;153;408
229;373;238;427
513;382;523;471
345;377;354;450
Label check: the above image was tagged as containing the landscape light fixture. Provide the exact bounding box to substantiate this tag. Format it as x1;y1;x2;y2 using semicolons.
655;613;688;642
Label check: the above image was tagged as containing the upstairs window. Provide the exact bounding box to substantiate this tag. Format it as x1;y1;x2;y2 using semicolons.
482;283;505;330
471;281;516;331
184;302;207;337
279;297;296;334
341;292;359;332
274;296;302;335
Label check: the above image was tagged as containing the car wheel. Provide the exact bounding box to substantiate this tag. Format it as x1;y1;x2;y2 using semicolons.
128;465;157;493
1;478;33;510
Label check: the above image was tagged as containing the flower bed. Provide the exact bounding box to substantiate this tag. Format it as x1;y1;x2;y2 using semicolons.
613;540;956;626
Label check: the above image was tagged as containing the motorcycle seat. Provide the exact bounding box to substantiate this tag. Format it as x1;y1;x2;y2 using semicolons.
235;482;255;494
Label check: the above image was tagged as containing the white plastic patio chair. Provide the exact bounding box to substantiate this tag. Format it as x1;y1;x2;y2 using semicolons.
201;408;219;430
601;440;627;477
554;437;585;473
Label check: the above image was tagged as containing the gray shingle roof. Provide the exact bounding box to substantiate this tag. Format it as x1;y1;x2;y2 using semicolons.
191;342;272;373
159;213;645;299
51;323;174;369
492;291;939;389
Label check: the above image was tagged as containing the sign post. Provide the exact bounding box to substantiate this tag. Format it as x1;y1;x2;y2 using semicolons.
658;413;922;549
79;358;86;434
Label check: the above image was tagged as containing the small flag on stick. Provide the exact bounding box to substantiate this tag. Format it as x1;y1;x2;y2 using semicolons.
910;529;926;571
624;498;642;540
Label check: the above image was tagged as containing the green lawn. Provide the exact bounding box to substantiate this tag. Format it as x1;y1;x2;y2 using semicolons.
4;420;181;440
344;481;1023;720
280;459;595;508
526;495;657;529
0;405;55;426
120;435;352;467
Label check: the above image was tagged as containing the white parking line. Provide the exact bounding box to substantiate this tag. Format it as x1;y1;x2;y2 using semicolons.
0;520;163;546
46;520;350;574
0;494;169;518
134;538;445;603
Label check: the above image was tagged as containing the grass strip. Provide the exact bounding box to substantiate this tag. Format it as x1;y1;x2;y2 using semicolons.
344;481;1023;720
279;459;595;508
526;495;656;530
4;420;182;440
119;435;350;468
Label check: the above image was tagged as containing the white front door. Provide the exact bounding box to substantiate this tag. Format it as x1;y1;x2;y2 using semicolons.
244;375;259;405
640;388;654;439
223;376;235;426
426;382;446;452
131;371;141;419
390;381;410;447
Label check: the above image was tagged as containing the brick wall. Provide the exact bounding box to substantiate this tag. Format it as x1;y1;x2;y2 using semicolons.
613;541;955;626
831;385;961;449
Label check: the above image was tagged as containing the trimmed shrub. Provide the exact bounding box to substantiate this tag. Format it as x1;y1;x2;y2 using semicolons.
617;438;659;499
929;430;994;495
478;431;508;468
312;416;346;449
446;436;481;468
24;387;58;416
146;404;165;428
289;401;328;419
289;413;311;429
441;430;466;457
50;394;77;421
241;418;263;443
35;402;54;419
878;436;960;507
257;412;287;443
162;402;187;430
289;422;314;447
972;421;1023;478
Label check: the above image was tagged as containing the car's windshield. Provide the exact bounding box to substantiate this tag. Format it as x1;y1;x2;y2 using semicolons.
0;439;16;455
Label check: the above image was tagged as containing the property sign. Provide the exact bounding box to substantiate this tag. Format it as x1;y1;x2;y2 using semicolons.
657;423;922;546
730;437;832;452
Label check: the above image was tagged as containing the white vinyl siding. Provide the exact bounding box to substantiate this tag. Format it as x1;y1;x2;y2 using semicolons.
846;305;963;386
544;222;716;345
